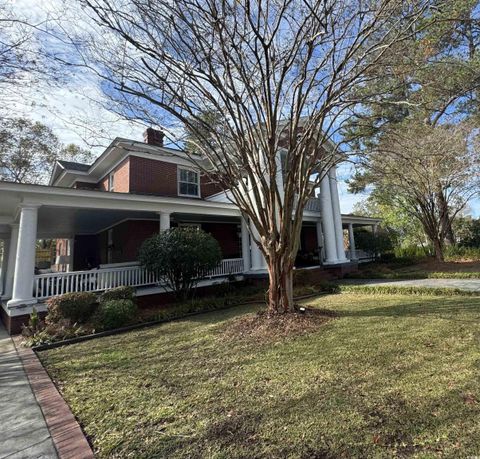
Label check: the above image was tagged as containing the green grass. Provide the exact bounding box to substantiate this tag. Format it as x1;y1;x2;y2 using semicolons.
349;259;480;280
39;293;480;458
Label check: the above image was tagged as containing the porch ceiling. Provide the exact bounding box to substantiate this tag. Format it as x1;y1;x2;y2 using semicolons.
37;207;157;238
0;181;242;238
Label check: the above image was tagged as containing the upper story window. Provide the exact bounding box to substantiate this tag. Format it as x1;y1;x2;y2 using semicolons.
178;167;200;197
108;172;115;192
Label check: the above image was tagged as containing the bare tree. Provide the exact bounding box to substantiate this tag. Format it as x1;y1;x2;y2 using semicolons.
78;0;428;314
0;117;93;184
356;121;480;261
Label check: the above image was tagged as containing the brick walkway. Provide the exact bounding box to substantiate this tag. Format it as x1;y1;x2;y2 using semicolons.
0;323;57;459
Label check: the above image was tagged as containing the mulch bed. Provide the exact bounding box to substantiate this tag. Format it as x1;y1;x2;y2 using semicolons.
221;307;337;343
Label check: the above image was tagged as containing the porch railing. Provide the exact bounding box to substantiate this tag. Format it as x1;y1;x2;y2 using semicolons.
345;249;375;262
33;258;244;300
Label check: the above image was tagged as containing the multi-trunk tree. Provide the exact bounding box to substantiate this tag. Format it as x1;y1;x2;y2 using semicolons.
77;0;429;314
345;0;480;258
352;121;480;260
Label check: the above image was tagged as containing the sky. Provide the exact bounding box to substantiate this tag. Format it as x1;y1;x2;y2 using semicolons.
5;0;479;218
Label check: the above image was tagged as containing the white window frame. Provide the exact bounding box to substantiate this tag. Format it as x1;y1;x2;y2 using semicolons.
177;166;200;198
108;172;115;192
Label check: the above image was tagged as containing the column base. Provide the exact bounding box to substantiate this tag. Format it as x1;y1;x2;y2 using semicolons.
7;298;38;308
323;258;351;266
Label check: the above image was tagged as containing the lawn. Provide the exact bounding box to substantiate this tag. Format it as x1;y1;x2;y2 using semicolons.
351;258;480;280
40;292;480;458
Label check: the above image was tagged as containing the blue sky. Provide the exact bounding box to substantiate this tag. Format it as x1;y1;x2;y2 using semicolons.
7;0;479;218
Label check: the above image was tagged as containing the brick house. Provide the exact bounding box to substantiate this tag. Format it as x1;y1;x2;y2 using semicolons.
0;128;379;333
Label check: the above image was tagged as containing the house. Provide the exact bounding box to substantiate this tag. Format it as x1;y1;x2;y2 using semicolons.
0;128;380;333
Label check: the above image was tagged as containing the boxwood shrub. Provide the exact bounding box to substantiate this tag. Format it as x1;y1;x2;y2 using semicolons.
94;299;137;330
99;286;135;303
46;292;97;324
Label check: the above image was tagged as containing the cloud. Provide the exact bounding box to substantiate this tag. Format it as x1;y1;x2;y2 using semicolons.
4;0;143;154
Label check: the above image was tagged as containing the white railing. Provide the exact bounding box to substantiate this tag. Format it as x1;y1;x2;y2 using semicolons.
204;258;244;278
345;249;375;261
33;258;244;300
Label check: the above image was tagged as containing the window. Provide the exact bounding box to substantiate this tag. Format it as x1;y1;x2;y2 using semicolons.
178;167;200;197
108;172;115;192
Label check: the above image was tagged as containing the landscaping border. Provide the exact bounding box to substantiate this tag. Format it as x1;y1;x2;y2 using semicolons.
29;283;480;352
31;291;335;352
13;336;94;459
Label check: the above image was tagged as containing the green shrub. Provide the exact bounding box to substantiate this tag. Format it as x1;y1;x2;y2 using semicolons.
23;319;92;347
94;299;137;330
444;245;480;262
46;292;97;324
138;227;222;299
99;286;135;303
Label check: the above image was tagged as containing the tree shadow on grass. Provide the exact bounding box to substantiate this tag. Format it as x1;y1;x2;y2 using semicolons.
337;296;480;320
152;379;480;459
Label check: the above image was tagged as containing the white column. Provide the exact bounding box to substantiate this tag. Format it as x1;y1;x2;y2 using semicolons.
240;217;251;272
373;223;379;236
250;223;267;271
0;238;10;295
329;167;348;263
3;224;19;299
348;223;357;260
66;238;74;272
8;206;38;307
320;174;338;264
159;212;171;231
316;221;324;264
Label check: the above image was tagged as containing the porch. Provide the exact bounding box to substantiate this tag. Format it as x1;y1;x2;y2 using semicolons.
0;181;379;333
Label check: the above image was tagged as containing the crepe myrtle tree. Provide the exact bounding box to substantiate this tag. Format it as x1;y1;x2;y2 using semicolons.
80;0;428;314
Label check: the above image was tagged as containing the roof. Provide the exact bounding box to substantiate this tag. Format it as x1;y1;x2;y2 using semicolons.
57;160;91;172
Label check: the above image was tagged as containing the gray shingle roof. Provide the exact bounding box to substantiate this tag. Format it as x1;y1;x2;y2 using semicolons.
57;160;91;172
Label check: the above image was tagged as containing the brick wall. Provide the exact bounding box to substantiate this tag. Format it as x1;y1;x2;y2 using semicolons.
98;220;159;264
301;226;318;253
129;156;178;196
201;174;224;197
202;222;241;258
98;157;130;192
78;154;227;198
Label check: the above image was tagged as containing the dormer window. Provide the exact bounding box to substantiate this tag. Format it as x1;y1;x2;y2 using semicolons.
178;167;200;197
108;172;115;192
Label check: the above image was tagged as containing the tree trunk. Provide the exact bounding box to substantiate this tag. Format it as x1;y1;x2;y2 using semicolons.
432;237;444;262
266;255;295;315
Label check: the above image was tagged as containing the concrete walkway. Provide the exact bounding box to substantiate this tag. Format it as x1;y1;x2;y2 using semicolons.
341;278;480;292
0;323;57;459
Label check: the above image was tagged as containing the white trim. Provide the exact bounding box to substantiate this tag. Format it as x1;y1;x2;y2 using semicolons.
177;165;201;198
108;171;115;192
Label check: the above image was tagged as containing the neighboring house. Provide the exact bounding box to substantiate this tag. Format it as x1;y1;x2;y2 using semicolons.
0;128;379;333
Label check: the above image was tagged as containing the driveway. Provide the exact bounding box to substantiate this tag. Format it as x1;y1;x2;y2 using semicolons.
341;278;480;292
0;323;57;459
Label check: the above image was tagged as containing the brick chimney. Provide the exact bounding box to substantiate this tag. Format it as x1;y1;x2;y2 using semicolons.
143;128;164;147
